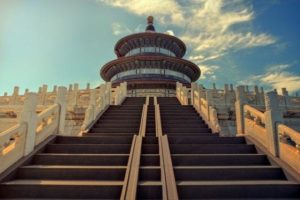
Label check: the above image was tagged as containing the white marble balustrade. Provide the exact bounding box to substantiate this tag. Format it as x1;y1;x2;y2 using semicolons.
0;82;117;174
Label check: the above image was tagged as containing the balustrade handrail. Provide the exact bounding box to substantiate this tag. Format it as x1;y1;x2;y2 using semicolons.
0;123;26;151
201;98;208;106
0;83;116;174
121;135;137;200
139;104;148;137
36;104;59;120
155;105;163;137
0;122;26;173
121;135;142;199
278;124;300;145
35;104;60;146
159;135;179;200
81;105;110;134
244;104;265;120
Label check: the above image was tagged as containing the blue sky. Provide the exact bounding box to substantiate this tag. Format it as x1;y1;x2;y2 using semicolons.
1;0;300;95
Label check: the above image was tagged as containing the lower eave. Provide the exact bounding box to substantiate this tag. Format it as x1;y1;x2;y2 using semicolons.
100;55;200;82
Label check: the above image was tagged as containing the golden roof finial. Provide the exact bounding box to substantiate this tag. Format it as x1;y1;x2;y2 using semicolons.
147;16;154;25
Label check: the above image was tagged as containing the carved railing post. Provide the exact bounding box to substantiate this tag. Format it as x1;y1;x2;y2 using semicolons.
9;86;19;105
114;86;120;105
265;91;283;156
71;83;79;107
182;86;189;105
98;85;105;110
55;87;67;135
191;82;197;105
260;87;265;105
86;83;90;90
19;93;38;156
120;82;127;103
176;82;181;103
224;84;229;105
82;89;96;130
282;88;290;109
68;84;73;92
90;89;96;120
53;85;57;93
235;86;246;135
205;90;213;121
105;82;111;105
24;89;29;95
254;85;260;105
213;83;216;90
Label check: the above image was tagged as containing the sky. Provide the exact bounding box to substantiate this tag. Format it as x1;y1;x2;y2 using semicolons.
0;0;300;95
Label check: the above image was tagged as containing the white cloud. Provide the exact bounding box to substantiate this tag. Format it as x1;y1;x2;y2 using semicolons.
98;0;184;25
111;22;132;36
165;30;175;36
179;0;275;58
267;64;290;72
183;32;275;64
241;64;300;93
189;53;224;63
199;65;220;80
99;0;276;64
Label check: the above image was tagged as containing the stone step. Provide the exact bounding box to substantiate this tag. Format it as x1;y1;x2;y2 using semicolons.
45;144;131;154
161;116;202;120
176;180;300;199
108;107;143;110
137;181;162;199
141;154;160;166
98;116;141;120
17;165;126;180
145;128;155;132
103;109;143;113
174;166;286;181
95;119;141;124
96;120;140;125
168;136;246;144
33;153;129;166
90;127;139;133
142;137;158;144
99;111;141;116
93;123;139;128
172;154;270;166
170;144;256;154
163;127;212;133
162;120;205;124
84;132;136;136
164;133;217;137
163;124;208;128
142;144;159;154
139;167;161;181
56;136;133;144
0;180;123;199
162;118;205;122
102;113;142;117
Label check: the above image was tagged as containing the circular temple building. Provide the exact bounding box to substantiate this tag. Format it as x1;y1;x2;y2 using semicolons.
100;16;201;97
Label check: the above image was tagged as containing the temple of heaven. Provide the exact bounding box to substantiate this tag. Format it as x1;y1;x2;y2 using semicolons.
100;16;201;97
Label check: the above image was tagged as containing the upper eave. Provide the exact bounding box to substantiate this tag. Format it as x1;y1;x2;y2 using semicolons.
114;32;186;58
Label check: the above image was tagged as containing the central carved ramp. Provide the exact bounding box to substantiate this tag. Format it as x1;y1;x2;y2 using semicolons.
158;97;300;199
137;97;162;199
